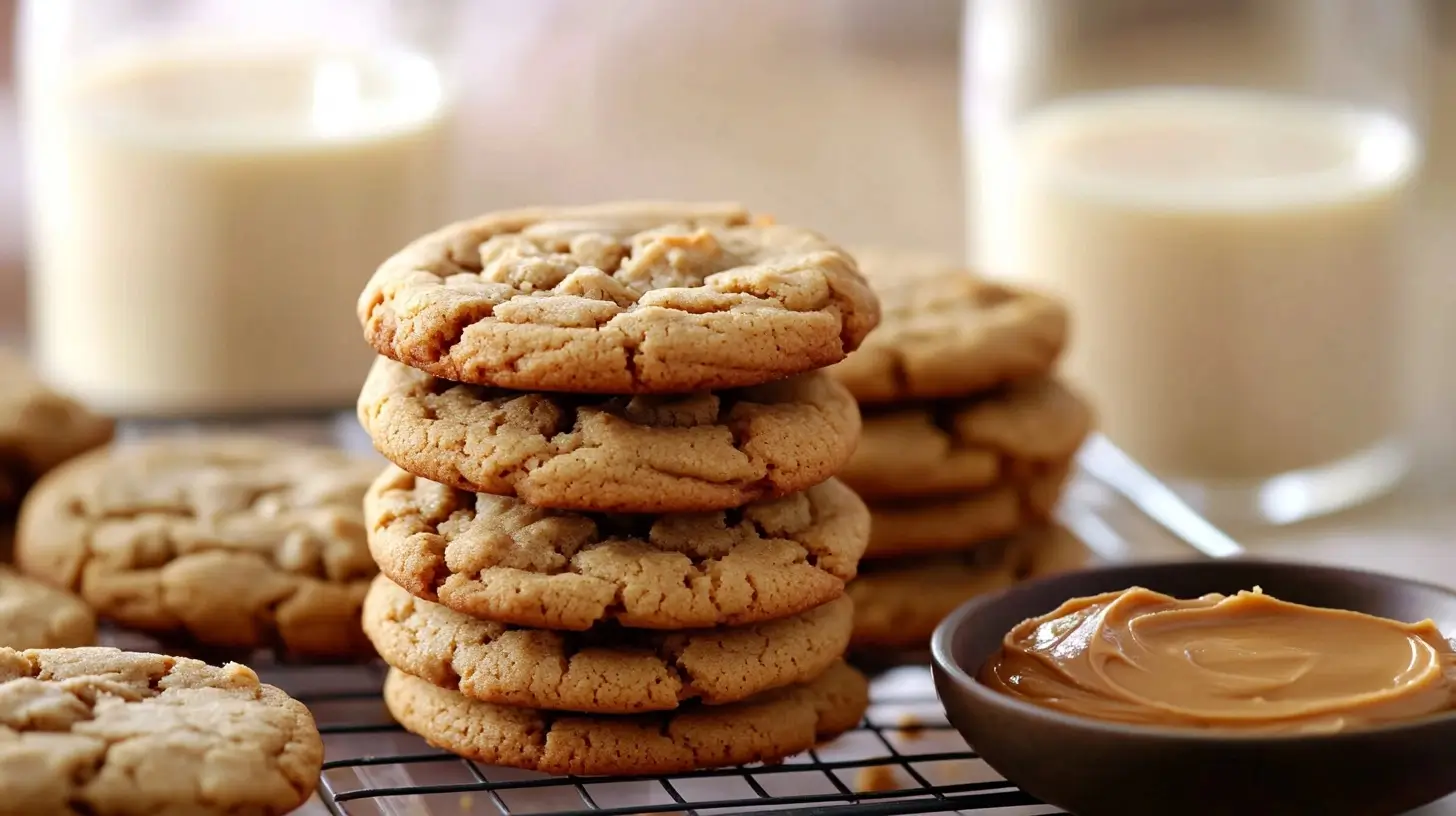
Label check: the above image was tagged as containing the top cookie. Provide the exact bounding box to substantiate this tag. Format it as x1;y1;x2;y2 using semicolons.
0;351;114;511
357;202;880;393
15;436;381;658
0;646;322;816
828;249;1068;404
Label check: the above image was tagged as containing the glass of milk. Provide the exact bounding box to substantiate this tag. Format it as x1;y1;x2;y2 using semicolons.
17;0;461;418
963;0;1428;526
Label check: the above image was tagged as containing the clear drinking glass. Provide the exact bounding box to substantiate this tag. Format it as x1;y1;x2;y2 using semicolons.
17;0;461;418
962;0;1428;526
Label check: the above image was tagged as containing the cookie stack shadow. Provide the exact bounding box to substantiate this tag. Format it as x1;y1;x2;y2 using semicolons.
352;203;884;776
826;249;1096;659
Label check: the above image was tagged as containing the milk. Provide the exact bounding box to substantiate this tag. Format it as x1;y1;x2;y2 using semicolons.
23;46;453;416
977;88;1419;483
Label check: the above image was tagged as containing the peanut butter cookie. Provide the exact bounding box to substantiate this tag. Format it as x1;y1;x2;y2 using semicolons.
358;202;880;393
359;356;860;513
864;461;1073;559
363;575;852;713
0;566;95;649
849;527;1089;649
383;659;868;776
829;249;1067;404
367;466;869;630
849;540;1031;650
0;351;113;514
15;436;380;658
840;379;1093;501
0;646;321;816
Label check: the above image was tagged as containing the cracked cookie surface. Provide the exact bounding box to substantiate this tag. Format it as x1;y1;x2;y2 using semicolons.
367;466;869;630
357;202;880;393
840;379;1092;500
0;351;114;513
865;460;1073;559
828;249;1067;404
364;575;852;713
0;646;321;816
360;356;861;513
383;659;867;776
15;436;381;658
0;567;95;650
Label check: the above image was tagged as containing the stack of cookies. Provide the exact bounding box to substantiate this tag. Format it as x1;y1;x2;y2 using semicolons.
826;249;1095;654
354;203;883;775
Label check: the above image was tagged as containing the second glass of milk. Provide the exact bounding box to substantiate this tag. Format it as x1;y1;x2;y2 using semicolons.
17;0;460;418
963;0;1427;525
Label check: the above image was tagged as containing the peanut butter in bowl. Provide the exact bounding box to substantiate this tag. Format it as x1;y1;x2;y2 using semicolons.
978;586;1456;733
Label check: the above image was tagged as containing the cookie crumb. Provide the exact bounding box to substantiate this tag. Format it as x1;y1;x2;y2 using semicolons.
458;793;473;811
224;663;261;685
855;765;902;793
897;713;925;740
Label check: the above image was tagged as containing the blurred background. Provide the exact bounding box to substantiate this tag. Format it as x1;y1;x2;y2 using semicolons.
0;0;1452;555
0;0;970;337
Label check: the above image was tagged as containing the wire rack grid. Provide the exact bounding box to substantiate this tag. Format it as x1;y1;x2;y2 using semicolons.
99;424;1176;815
256;658;1065;816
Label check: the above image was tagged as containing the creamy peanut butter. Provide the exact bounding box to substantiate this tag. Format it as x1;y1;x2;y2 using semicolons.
979;587;1456;733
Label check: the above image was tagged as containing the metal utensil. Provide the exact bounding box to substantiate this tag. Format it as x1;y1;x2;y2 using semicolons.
1076;433;1246;560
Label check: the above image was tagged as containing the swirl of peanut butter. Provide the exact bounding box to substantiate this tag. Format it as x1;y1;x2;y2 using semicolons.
979;586;1456;733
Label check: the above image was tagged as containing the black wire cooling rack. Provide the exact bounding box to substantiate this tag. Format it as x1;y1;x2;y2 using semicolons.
96;426;1152;815
248;658;1064;816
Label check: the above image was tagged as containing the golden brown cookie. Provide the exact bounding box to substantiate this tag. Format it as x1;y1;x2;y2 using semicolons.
383;659;868;776
0;647;321;816
0;566;95;650
15;436;381;658
840;379;1092;501
849;538;1031;650
1022;522;1100;578
864;462;1072;559
363;575;853;713
829;249;1067;405
848;527;1089;650
367;466;869;631
0;351;114;513
359;356;861;513
358;202;880;394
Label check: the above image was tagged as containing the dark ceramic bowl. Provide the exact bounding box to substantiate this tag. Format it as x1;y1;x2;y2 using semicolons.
931;559;1456;816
